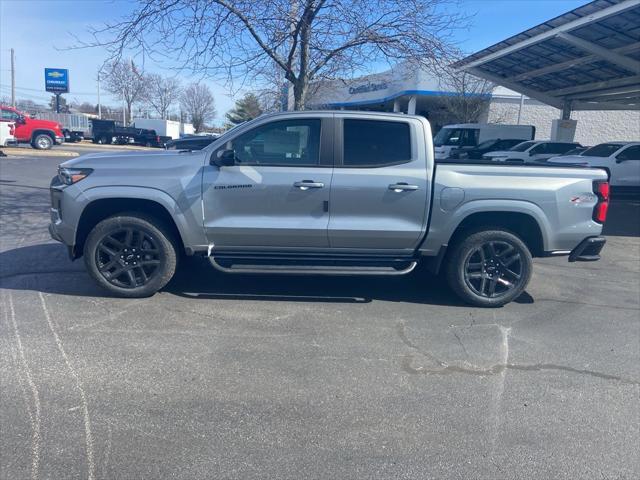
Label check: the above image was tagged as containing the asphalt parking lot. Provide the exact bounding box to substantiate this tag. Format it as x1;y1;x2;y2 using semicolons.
1;148;639;479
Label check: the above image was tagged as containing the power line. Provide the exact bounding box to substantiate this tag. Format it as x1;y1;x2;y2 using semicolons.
0;83;97;96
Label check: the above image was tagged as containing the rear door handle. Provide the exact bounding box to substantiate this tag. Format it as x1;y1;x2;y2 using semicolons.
389;182;419;192
294;180;324;190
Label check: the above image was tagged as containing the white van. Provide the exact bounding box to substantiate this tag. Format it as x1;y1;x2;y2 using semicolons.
433;123;535;160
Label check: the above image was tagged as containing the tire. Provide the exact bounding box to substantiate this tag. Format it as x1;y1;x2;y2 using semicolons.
32;134;53;150
83;214;178;298
445;229;533;307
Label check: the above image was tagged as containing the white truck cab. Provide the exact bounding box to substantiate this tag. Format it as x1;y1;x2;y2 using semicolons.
433;123;535;160
548;142;640;188
0;121;16;147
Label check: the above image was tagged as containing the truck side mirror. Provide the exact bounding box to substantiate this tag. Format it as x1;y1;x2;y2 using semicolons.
210;148;236;167
16;116;25;124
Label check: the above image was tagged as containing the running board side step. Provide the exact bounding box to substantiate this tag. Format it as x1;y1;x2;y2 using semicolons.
209;258;418;276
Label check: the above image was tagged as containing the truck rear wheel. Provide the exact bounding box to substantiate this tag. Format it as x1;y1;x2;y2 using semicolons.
32;133;53;150
83;214;177;298
445;229;532;307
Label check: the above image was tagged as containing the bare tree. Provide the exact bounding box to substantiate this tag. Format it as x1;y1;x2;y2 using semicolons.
86;0;464;110
145;74;182;119
48;95;70;113
438;66;495;123
180;83;216;132
103;59;147;124
71;101;99;114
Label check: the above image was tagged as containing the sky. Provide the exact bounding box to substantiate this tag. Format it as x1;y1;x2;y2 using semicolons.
0;0;591;125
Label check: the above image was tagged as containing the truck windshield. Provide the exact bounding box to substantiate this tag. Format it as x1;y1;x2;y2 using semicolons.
509;141;536;152
582;143;624;157
433;128;479;147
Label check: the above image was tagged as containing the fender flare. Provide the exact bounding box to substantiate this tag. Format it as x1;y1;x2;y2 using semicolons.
76;185;204;248
421;199;552;253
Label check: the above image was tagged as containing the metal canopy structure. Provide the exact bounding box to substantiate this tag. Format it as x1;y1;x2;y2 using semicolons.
454;0;640;113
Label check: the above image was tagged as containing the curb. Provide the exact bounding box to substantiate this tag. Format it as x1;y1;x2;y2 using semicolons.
0;148;79;158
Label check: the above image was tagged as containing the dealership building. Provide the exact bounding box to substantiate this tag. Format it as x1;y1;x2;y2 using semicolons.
306;62;638;145
307;0;639;146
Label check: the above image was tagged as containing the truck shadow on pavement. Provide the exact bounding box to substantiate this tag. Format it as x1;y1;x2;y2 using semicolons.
0;243;535;307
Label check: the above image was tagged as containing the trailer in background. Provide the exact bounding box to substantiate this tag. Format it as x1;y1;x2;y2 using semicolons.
90;119;170;147
36;112;91;143
133;118;179;139
133;118;196;139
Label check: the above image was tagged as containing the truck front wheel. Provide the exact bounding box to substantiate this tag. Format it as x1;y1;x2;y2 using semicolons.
445;229;532;307
83;214;178;298
32;134;53;150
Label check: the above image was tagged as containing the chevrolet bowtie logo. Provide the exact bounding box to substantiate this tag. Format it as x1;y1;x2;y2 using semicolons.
48;71;64;78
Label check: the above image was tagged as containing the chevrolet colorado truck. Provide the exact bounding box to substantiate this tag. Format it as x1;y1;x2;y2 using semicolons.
0;105;64;149
49;111;608;307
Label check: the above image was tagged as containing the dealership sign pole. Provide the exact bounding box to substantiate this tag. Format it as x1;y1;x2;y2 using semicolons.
44;68;69;113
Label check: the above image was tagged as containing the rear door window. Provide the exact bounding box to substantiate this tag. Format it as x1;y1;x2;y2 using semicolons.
617;145;640;161
342;119;411;167
529;143;547;154
583;143;625;157
546;143;577;154
510;141;536;152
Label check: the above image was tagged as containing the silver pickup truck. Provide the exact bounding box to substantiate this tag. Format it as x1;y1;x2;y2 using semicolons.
49;111;608;307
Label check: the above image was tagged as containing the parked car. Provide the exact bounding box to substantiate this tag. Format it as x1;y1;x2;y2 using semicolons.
0;121;16;147
49;111;608;307
0;105;64;149
165;135;219;151
448;139;527;160
483;140;581;163
433;123;535;160
548;142;640;188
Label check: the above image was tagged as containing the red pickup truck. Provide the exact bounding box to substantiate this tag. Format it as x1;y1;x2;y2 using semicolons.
0;105;64;150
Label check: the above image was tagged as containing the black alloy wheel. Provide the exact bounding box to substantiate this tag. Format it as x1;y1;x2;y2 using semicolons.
445;229;532;307
463;240;523;299
84;214;177;297
95;227;161;288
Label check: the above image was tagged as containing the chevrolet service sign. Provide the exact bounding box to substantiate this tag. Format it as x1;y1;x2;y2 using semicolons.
44;68;69;93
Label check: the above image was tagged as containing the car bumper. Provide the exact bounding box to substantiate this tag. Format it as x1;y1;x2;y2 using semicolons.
48;180;77;250
55;136;64;145
569;236;606;262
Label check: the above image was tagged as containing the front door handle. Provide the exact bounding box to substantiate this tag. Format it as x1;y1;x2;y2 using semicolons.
294;180;324;190
389;182;419;192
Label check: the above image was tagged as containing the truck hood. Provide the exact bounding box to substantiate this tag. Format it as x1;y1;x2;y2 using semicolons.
30;118;62;131
60;149;204;170
60;149;203;169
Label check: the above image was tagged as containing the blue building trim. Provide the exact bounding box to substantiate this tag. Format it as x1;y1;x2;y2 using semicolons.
323;89;492;108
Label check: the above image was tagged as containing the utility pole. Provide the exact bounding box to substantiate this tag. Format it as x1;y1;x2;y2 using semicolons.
97;75;102;119
10;48;16;107
122;89;126;125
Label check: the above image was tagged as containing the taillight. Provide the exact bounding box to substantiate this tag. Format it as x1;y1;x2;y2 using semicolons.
593;180;610;223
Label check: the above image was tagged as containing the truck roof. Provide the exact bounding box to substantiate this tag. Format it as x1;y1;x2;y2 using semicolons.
258;110;425;120
442;123;534;129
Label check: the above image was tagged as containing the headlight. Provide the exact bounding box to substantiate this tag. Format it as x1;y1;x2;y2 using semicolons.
58;167;93;185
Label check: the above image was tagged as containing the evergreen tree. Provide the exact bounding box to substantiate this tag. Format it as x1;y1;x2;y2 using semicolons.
225;93;263;126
